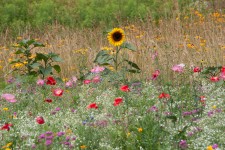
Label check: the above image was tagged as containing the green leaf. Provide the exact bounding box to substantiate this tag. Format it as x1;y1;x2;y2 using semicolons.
166;115;177;123
124;59;141;70
53;65;61;73
15;49;24;54
9;59;20;64
40;66;52;77
29;63;40;69
52;56;63;62
36;53;48;62
33;42;45;47
216;80;224;86
121;42;136;51
94;50;113;65
127;69;141;73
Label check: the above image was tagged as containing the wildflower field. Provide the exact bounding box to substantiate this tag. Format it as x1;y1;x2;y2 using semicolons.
0;0;225;150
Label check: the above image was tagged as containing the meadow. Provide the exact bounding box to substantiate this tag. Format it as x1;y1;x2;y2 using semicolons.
0;0;225;150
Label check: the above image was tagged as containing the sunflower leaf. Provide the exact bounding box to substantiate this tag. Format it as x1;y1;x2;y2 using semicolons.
94;50;113;65
121;42;136;51
124;59;141;70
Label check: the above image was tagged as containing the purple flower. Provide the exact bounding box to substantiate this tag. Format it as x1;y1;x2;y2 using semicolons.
71;136;76;141
57;131;65;137
7;77;15;84
51;111;57;115
45;140;52;146
212;144;218;149
147;106;158;112
38;134;45;139
208;111;214;117
45;131;53;135
55;107;61;111
187;132;194;136
46;135;54;140
182;111;192;116
63;142;70;145
179;140;188;149
71;108;76;113
65;136;70;141
31;144;36;149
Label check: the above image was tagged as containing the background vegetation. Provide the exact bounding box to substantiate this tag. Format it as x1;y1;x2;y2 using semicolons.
0;0;215;33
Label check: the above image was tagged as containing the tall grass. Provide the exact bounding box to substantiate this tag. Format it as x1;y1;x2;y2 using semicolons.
1;10;224;81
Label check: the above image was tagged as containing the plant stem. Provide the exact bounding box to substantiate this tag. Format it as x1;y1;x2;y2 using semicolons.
115;46;119;71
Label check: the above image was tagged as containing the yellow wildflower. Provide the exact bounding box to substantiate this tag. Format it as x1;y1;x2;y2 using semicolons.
17;36;22;40
6;142;12;147
127;132;131;137
138;128;143;132
212;105;217;109
101;46;113;51
187;43;195;49
206;145;213;150
80;145;87;149
65;128;73;135
3;108;9;111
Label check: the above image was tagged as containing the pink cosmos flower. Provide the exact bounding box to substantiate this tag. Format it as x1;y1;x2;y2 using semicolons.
172;63;185;73
65;76;77;87
220;72;225;80
1;93;17;103
53;88;64;97
92;76;101;83
37;79;45;86
151;51;158;60
91;66;105;73
152;70;160;80
65;81;73;87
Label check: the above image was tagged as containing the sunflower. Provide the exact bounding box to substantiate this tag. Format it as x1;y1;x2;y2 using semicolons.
107;28;125;46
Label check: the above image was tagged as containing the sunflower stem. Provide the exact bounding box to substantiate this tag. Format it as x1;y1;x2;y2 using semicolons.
115;46;119;71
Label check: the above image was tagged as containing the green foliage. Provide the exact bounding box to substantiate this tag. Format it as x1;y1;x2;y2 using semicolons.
10;39;63;78
0;0;207;33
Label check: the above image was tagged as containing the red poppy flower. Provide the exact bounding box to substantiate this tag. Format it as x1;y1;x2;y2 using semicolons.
53;88;64;97
46;76;56;85
120;85;130;92
210;76;220;82
159;93;170;99
113;97;123;106
44;98;53;103
1;123;13;131
87;103;98;109
193;67;201;73
36;116;45;124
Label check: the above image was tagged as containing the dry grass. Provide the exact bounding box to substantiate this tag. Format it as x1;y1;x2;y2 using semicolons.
0;11;224;80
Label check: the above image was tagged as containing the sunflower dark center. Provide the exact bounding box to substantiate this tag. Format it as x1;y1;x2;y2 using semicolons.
112;32;122;41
